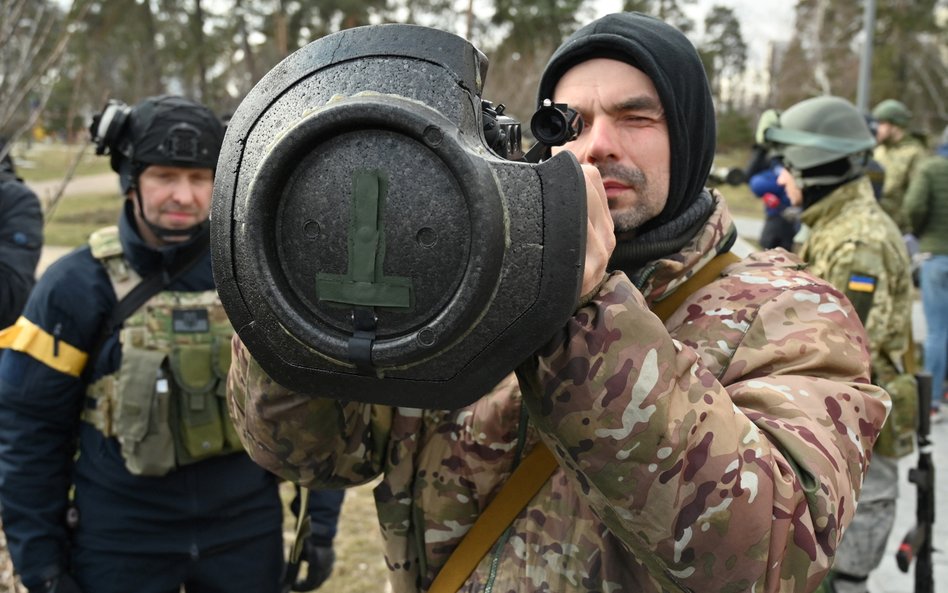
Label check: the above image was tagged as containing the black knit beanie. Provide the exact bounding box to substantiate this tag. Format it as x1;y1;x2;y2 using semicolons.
537;12;716;233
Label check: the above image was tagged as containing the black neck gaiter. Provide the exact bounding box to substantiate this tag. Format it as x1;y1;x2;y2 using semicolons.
609;190;716;277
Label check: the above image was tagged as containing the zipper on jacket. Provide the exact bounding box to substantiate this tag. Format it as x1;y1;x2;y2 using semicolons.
52;322;62;357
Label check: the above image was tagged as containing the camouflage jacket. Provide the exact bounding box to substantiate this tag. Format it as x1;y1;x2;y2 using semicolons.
798;178;913;385
874;135;928;231
229;197;888;593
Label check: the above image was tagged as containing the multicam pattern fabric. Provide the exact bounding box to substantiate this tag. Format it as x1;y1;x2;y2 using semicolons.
228;198;889;593
798;178;913;386
875;135;928;231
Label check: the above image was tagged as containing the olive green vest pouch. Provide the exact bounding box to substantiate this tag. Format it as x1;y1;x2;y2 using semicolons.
113;348;176;476
875;373;918;458
170;343;226;463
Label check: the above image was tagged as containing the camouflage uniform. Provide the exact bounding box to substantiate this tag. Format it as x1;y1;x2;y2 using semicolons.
875;135;928;232
797;177;913;591
229;195;889;593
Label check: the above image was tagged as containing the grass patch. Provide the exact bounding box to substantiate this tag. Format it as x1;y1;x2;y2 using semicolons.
11;142;112;182
44;192;123;247
280;481;389;593
712;150;765;220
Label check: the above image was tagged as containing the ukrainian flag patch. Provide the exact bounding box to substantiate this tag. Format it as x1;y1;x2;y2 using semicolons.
847;274;877;293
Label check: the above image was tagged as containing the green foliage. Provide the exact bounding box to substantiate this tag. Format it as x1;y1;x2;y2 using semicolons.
44;191;122;247
491;0;589;52
622;0;695;33
715;109;754;152
700;5;747;110
713;150;760;219
774;0;947;134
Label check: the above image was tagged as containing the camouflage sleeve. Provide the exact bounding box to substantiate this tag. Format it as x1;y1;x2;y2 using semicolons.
227;334;387;488
518;271;889;593
817;240;909;384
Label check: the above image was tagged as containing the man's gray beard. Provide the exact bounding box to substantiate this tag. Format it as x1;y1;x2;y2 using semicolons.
596;162;654;233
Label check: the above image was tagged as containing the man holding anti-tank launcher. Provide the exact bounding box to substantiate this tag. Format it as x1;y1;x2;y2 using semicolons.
217;12;889;593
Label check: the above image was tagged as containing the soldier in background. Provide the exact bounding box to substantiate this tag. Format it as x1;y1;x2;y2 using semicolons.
872;99;928;232
228;13;888;593
0;96;342;593
767;95;915;593
0;138;43;330
904;124;948;418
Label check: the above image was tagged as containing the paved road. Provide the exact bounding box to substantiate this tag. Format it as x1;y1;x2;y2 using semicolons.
34;212;947;592
25;172;116;203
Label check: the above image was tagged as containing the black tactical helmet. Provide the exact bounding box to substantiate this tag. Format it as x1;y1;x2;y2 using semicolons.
90;95;225;194
764;96;876;187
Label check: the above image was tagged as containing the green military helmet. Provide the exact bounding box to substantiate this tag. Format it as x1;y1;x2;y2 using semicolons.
764;96;876;175
872;99;912;128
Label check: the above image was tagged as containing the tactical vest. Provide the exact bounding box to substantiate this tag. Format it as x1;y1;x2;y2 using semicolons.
82;226;243;476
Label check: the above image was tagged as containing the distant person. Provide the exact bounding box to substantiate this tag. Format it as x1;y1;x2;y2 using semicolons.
863;116;886;201
767;95;915;593
872;99;928;231
0;96;343;593
904;124;948;418
0;138;43;329
744;110;798;250
748;165;797;250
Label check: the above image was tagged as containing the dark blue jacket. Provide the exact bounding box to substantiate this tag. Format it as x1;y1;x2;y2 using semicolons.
0;174;43;329
748;166;792;217
0;203;343;589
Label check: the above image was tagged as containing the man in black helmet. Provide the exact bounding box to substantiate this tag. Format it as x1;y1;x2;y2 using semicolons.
229;13;887;593
0;96;342;593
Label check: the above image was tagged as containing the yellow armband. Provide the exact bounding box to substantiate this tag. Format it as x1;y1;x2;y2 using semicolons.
0;316;88;377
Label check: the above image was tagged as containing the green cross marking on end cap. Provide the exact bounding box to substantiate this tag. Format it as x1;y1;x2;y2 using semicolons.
316;170;412;308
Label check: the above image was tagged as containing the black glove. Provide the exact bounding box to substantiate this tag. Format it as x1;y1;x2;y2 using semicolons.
36;573;83;593
291;540;335;591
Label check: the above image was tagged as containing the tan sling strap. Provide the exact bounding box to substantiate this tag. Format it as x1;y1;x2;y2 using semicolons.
428;443;558;592
651;251;741;322
428;250;741;593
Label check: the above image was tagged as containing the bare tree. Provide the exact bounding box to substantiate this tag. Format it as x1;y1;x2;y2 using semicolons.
0;0;89;161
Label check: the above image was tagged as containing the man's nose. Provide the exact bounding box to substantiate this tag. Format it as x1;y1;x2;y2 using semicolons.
575;121;618;165
171;178;198;205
